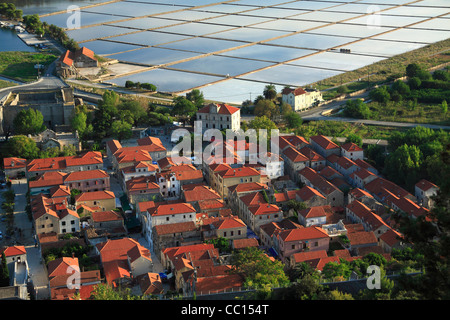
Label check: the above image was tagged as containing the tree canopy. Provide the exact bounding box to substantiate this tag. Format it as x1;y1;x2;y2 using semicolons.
13;108;46;135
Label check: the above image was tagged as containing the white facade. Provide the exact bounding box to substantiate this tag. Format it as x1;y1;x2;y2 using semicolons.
197;103;241;132
282;88;322;112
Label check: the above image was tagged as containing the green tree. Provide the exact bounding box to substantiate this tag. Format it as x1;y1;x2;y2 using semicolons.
13;108;46;135
110;120;132;141
279;274;331;300
206;237;230;254
93;90;119;138
369;86;391;104
442;100;448;114
0;252;10;287
391;80;411;96
384;144;422;186
229;247;289;291
345;133;363;147
70;111;87;136
407;77;422;90
284;112;303;129
186;89;205;109
171;96;197;124
6;135;40;159
254;99;278;119
118;100;147;125
248;116;277;135
263;84;277;100
343;99;371;119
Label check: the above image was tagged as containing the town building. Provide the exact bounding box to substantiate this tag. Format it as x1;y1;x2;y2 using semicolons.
281;87;322;111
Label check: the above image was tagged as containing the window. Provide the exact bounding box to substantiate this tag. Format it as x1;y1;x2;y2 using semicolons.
223;232;227;237
71;228;75;232
62;221;66;226
62;229;66;233
166;217;169;221
71;220;75;225
292;245;295;249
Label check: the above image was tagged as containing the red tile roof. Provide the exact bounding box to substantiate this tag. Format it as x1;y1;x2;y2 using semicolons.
148;202;196;217
283;146;309;163
298;205;332;219
299;146;325;162
310;135;339;150
64;169;108;182
415;179;438;192
216;166;260;178
184;185;220;203
228;182;267;194
282;87;307;96
3;157;27;170
197;103;239;115
296;185;326;202
347;231;377;246
291;250;328;264
47;257;79;278
0;245;26;257
232;238;259;249
27;151;102;173
379;228;403;247
341;142;363;152
91;210;123;223
278;226;329;242
75;190;115;202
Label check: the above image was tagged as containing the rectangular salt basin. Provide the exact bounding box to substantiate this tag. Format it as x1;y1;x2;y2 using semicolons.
107;30;191;46
40;11;126;29
161;37;246;53
106;17;185;30
287;51;385;72
200;78;285;104
342;14;428;28
274;1;343;11
218;44;316;63
372;29;450;44
358;0;413;5
323;3;394;14
266;33;357;51
238;64;343;87
107;46;203;65
250;19;327;32
110;68;224;93
84;2;189;17
66;25;132;42
193;4;259;14
243;7;311;18
408;18;450;31
123;0;219;5
305;24;395;38
169;55;275;77
157;22;236;36
380;6;447;17
155;10;222;21
288;11;362;23
207;27;291;42
342;38;426;57
236;0;294;6
199;15;274;27
81;40;143;56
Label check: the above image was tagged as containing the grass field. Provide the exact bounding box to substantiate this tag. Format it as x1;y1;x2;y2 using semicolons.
0;79;17;89
0;51;58;82
311;38;450;100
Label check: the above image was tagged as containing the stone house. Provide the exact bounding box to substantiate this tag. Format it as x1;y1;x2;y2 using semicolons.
281;87;322;111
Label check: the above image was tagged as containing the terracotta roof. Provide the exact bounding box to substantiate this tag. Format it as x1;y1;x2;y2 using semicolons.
336;156;358;170
326;154;340;164
154;221;197;235
291;250;328;264
27;151;102;173
184;185;220;203
341;142;363;152
162;243;216;261
351;167;376;180
299;146;325;162
283;146;309;163
365;177;413;203
232;238;259;249
379;228;403;247
198;198;225;211
137;273;163;295
106;139;122;154
206;216;246;230
281;87;307;96
278;226;329;242
273;190;298;203
354;158;376;171
64;169;108;182
3;157;27;170
50;185;71;198
126;176;160;192
347;231;377;246
75;190;115;202
91;210;123;223
349;188;374;199
47;257;79;278
216;166;260;178
239;191;267;207
138;201;156;213
346;200;388;230
310;135;339;150
0;245;26;257
228;182;268;195
197;103;239;115
148;202;196;217
298;205;332;219
415;179;438;192
392;197;429;218
28;171;67;189
319;166;342;180
296;185;326;201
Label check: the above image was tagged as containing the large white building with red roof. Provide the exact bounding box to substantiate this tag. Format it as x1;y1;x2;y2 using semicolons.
281;87;322;111
196;103;240;132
